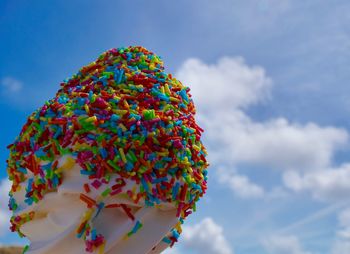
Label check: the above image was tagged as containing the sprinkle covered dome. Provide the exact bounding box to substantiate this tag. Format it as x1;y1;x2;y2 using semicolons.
7;46;209;253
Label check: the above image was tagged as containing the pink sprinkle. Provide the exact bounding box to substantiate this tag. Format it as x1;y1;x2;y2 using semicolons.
110;188;122;196
91;180;102;189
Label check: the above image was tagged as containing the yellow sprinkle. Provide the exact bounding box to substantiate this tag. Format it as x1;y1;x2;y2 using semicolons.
203;148;208;155
162;105;169;112
165;83;171;95
160;86;165;94
187;167;193;174
136;85;143;89
170;97;180;102
129;109;138;115
98;243;105;254
114;109;128;115
175;221;182;231
118;123;127;132
86;116;97;123
193;145;201;151
157;151;169;156
62;156;75;170
84;104;90;114
119;148;127;164
123;100;130;109
74;143;91;150
83;209;93;221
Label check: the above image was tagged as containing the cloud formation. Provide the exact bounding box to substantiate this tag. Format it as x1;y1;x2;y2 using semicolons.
180;217;233;254
262;235;311;254
332;208;350;254
283;164;350;201
0;77;23;94
217;167;264;198
176;56;349;199
176;57;272;111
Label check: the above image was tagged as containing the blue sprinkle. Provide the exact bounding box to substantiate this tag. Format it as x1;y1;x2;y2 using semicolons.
111;114;120;122
24;198;33;206
17;167;28;174
152;177;168;184
52;175;59;187
93;202;105;220
27;178;33;192
162;237;172;244
80;170;95;175
172;183;180;200
125;162;134;171
141;177;149;193
99;148;108;159
91;229;97;240
99;76;108;86
53;128;62;139
74;109;87;115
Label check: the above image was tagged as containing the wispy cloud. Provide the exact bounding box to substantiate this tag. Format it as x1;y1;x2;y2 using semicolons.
0;77;23;94
277;201;349;235
283;164;350;202
262;235;311;254
217;167;265;199
331;208;350;254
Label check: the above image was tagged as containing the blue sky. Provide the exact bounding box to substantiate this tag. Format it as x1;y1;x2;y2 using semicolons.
1;1;350;253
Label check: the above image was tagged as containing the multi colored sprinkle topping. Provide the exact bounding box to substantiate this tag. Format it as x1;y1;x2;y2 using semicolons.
6;46;209;252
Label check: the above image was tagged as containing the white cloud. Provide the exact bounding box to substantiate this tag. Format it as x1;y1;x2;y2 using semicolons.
331;208;350;254
203;113;348;171
217;167;264;198
180;217;233;254
176;57;272;111
262;235;311;254
332;241;350;254
1;77;23;93
283;164;350;202
0;178;11;236
176;56;349;199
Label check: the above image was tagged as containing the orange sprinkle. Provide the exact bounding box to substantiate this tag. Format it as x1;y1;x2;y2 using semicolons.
83;184;91;193
105;203;121;208
76;220;87;234
80;193;96;207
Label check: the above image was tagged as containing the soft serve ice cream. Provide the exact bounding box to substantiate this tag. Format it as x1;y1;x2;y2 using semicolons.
6;46;209;254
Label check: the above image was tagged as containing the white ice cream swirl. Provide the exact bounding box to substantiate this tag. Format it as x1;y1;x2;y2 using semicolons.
12;155;181;254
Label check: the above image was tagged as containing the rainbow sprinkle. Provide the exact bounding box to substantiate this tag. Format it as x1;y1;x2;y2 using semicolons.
6;46;209;252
